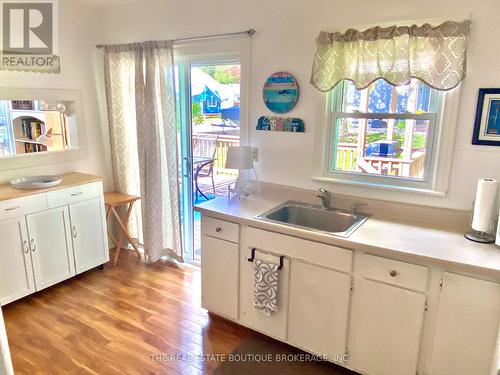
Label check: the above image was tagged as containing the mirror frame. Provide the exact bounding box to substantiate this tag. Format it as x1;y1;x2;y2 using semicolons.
0;88;87;171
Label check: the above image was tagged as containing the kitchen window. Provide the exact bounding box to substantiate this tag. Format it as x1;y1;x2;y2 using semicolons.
310;20;470;193
325;78;444;188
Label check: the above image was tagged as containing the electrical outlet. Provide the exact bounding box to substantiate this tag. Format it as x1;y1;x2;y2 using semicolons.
252;147;258;162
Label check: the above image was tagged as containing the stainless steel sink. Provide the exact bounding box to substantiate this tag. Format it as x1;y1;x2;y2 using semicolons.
257;200;369;237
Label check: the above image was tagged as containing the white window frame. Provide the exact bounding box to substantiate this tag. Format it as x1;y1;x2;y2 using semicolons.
312;82;462;196
174;37;251;145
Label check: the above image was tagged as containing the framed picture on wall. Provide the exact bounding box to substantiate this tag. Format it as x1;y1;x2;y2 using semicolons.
472;88;500;146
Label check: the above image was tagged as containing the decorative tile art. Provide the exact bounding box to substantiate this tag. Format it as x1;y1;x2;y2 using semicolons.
256;116;305;132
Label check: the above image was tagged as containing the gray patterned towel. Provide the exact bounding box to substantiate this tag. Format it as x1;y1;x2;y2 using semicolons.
254;258;280;316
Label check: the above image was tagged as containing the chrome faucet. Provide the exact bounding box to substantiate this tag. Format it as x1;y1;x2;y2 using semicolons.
316;188;331;210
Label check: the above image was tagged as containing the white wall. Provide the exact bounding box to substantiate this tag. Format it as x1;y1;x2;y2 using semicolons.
0;0;113;190
95;0;500;210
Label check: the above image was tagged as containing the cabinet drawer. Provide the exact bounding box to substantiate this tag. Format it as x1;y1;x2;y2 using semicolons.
357;254;429;291
47;182;103;208
0;194;47;221
246;227;352;273
202;216;239;243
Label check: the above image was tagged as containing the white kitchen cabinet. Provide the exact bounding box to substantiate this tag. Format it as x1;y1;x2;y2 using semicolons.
238;227;353;343
26;206;75;291
288;259;351;362
429;272;500;375
0;217;35;305
240;247;290;341
348;278;427;375
201;234;239;320
69;197;109;274
199;219;500;375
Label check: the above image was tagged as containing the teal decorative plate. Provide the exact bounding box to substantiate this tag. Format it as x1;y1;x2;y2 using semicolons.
263;72;299;114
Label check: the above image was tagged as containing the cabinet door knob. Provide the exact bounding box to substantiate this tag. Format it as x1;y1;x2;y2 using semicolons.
215;227;222;233
72;226;78;238
30;239;36;252
389;270;397;277
23;240;29;254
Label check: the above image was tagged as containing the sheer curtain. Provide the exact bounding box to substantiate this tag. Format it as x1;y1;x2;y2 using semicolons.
311;20;471;92
103;41;182;262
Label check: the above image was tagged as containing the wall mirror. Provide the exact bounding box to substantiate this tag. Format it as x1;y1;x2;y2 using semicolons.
1;99;79;157
0;88;86;171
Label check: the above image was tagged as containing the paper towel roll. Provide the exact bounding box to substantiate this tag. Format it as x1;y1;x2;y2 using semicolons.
472;178;498;232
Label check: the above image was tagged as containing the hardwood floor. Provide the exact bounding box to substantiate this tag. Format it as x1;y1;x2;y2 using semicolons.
2;249;253;374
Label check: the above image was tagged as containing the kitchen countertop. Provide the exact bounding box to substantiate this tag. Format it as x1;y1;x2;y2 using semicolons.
0;172;103;202
195;193;500;280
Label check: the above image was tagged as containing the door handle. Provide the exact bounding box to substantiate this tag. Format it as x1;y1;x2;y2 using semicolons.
72;225;78;238
23;240;29;254
30;239;36;252
183;157;191;178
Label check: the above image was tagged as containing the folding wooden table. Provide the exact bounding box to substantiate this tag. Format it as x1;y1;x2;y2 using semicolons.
104;192;141;265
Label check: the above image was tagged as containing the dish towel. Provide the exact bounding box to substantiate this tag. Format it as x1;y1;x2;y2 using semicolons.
254;258;280;316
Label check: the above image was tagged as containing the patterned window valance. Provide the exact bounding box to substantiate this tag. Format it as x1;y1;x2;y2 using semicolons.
311;20;471;92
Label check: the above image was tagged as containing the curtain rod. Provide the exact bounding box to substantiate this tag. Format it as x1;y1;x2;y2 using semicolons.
96;29;255;49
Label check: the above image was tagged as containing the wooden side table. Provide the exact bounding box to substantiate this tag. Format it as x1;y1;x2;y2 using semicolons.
104;192;141;265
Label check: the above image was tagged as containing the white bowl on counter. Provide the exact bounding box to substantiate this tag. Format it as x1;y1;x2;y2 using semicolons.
10;175;63;190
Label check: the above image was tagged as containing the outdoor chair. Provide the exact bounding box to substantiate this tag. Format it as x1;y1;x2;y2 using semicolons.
192;134;219;200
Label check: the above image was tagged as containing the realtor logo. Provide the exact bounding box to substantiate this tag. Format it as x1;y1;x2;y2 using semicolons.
0;0;60;72
3;1;53;54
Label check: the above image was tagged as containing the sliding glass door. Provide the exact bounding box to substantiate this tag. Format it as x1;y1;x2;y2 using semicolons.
176;64;195;263
176;60;242;264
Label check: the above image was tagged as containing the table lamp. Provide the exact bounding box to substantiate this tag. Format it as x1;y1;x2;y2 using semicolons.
225;146;257;198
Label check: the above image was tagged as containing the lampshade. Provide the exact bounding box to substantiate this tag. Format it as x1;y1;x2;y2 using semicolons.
225;146;254;170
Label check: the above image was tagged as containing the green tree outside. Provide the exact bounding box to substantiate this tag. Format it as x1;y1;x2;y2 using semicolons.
192;102;204;125
200;65;240;84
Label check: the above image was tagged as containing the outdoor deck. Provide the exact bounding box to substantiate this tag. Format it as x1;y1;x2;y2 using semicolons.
336;143;425;178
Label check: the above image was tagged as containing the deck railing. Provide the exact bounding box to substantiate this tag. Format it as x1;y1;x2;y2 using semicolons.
336;143;425;178
336;143;358;172
193;134;240;176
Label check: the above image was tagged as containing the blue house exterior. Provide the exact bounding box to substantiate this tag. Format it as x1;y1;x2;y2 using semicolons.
190;68;241;120
192;86;221;116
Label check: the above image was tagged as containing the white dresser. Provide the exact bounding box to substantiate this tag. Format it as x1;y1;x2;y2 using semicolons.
0;173;109;305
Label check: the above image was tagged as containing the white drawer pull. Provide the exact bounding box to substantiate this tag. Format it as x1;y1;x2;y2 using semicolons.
23;240;29;254
4;206;20;211
215;227;222;233
70;192;83;197
72;225;78;238
389;270;398;277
